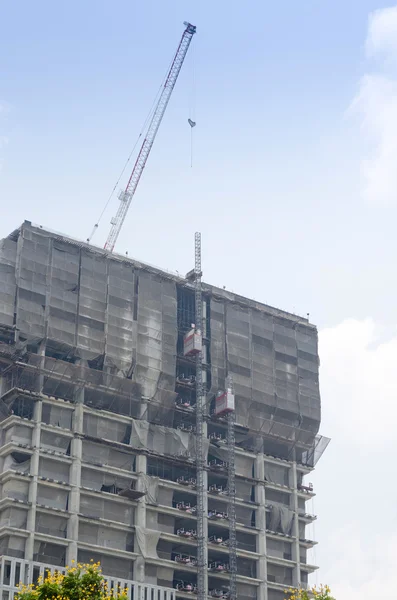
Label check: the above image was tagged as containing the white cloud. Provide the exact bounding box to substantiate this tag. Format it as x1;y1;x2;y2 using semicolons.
352;5;397;205
321;525;397;600
319;318;397;443
312;318;397;599
366;5;397;58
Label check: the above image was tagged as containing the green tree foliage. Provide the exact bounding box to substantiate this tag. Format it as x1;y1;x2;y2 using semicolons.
16;562;128;600
286;585;335;600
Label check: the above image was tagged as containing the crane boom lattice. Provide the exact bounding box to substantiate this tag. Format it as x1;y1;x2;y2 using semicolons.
104;22;196;253
194;232;207;600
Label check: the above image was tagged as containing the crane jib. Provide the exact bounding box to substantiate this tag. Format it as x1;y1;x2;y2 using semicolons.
104;22;196;253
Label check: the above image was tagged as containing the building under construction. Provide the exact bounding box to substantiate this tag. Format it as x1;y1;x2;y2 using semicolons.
0;221;328;600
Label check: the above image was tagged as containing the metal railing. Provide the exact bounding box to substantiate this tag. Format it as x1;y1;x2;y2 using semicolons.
0;556;175;600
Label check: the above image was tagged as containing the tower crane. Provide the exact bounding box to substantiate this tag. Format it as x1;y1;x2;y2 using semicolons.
103;21;196;253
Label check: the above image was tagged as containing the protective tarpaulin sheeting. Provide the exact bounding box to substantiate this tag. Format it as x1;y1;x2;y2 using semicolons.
130;418;209;460
236;583;257;599
42;403;72;429
0;507;27;529
235;480;252;501
36;514;67;538
3;455;31;474
83;413;130;444
38;457;70;482
106;261;136;376
269;503;294;535
79;494;134;524
33;541;65;566
0;237;17;327
2;479;29;502
37;484;68;510
78;551;133;579
82;440;134;471
157;486;173;506
267;563;293;585
209;296;321;447
0;223;323;461
135;525;160;558
140;474;159;505
79;522;132;551
40;430;71;455
135;272;177;399
4;425;32;445
235;504;254;526
2;223;177;401
264;463;289;486
0;535;25;558
157;566;174;586
156;513;175;533
80;468;132;492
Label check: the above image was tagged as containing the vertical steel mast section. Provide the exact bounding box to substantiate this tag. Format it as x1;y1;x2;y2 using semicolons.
227;382;237;600
104;22;196;253
194;232;206;600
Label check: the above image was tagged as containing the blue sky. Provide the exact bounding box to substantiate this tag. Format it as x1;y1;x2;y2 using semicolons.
2;0;393;327
2;2;397;598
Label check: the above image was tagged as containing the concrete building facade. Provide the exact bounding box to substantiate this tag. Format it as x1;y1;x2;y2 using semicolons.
0;222;328;600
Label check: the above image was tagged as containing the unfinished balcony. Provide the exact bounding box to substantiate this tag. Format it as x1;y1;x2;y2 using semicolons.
81;439;136;473
266;538;294;564
0;507;28;538
79;492;135;527
78;521;134;555
35;513;68;540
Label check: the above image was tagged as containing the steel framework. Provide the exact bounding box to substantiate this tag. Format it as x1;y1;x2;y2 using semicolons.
104;22;196;252
227;405;237;600
194;232;206;600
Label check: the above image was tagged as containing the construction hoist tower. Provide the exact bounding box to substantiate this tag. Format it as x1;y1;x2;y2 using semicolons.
193;232;206;600
186;234;238;600
226;382;237;600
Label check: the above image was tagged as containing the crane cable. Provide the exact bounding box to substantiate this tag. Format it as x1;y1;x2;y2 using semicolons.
188;39;196;168
87;54;176;244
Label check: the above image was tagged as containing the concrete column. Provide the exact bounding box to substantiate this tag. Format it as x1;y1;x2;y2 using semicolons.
135;454;147;526
255;455;267;600
134;453;147;583
25;399;42;560
36;342;46;394
66;390;84;564
290;462;300;588
139;399;148;420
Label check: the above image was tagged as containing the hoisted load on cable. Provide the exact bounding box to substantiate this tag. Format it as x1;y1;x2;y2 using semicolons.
188;118;196;128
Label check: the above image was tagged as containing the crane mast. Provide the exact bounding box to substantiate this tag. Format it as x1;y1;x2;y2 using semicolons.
104;21;196;253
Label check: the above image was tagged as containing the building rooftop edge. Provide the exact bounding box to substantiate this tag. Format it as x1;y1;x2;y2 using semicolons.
6;221;315;329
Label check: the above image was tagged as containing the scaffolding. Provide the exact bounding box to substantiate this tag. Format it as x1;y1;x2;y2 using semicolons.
227;410;237;600
0;222;328;599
